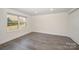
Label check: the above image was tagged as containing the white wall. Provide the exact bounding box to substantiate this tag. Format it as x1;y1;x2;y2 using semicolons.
0;8;31;44
31;13;69;36
69;9;79;44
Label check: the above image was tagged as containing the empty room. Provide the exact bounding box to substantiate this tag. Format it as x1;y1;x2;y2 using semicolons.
0;8;79;50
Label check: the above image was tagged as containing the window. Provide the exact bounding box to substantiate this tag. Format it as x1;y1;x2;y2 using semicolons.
7;13;26;31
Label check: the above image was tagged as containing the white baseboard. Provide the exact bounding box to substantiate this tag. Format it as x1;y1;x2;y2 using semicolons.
33;31;70;37
0;32;32;45
70;37;79;45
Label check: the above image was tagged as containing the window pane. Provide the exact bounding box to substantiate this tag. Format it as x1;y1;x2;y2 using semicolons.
18;17;26;28
7;14;18;31
7;14;26;31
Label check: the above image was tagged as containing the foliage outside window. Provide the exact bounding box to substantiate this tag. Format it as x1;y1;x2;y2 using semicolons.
7;14;26;31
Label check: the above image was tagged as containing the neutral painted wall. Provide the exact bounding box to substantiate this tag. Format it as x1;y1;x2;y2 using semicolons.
31;13;69;36
0;8;31;44
69;9;79;44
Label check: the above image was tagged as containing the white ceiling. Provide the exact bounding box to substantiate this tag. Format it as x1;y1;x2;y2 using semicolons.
12;8;73;16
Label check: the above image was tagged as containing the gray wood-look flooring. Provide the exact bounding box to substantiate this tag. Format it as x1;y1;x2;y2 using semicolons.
0;32;79;50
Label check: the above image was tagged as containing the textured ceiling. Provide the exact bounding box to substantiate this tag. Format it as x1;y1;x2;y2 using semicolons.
12;8;72;16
